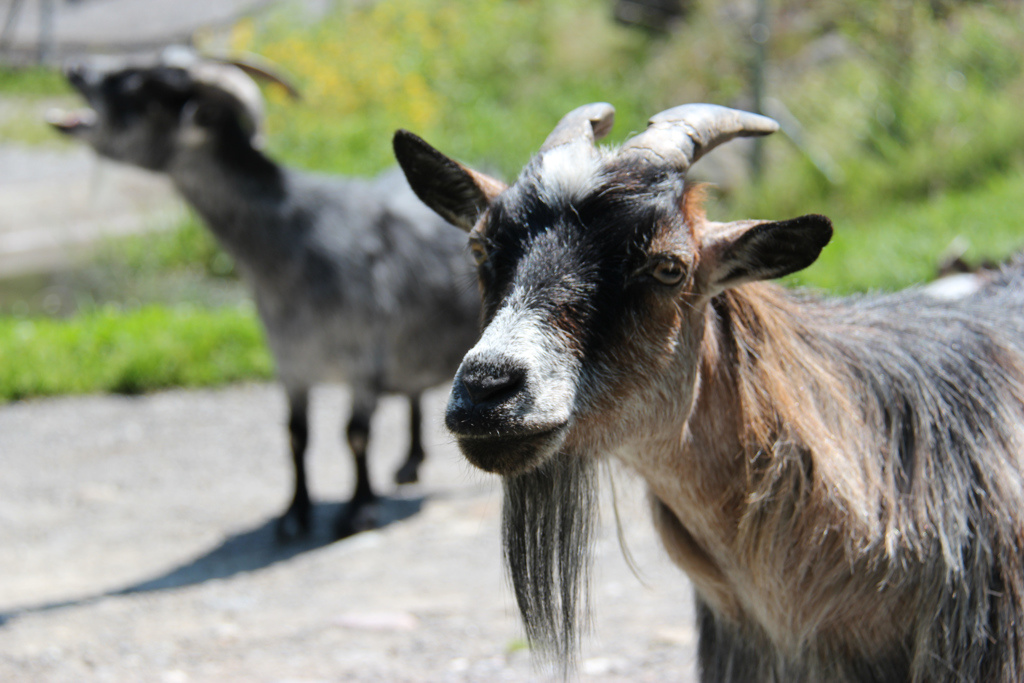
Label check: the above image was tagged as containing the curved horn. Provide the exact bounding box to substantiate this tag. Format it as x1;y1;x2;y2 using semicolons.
217;52;302;100
540;102;616;152
161;46;300;99
621;103;779;173
159;46;266;140
187;61;266;135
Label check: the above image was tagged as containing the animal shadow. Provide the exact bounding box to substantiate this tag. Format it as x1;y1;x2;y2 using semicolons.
0;496;423;627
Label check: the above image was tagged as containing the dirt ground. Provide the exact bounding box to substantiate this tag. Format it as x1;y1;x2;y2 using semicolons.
0;384;700;682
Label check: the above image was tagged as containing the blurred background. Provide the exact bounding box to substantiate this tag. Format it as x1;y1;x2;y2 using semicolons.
1;1;1023;680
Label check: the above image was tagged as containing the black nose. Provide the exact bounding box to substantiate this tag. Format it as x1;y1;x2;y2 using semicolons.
459;360;527;407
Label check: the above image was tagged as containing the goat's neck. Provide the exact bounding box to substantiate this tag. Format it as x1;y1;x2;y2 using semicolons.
639;294;751;550
663;284;849;515
168;141;288;271
643;284;891;642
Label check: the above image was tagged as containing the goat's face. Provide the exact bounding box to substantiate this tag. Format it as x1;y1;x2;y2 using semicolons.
48;62;187;169
48;54;265;171
395;104;832;477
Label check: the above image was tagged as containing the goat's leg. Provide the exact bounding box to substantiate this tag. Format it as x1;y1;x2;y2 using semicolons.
276;388;312;541
393;392;425;485
334;394;381;538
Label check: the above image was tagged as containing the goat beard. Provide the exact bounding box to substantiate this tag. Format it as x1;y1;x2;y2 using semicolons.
502;452;597;675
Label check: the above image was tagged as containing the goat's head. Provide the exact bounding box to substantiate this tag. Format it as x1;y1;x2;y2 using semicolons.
396;103;832;668
396;103;832;477
47;47;298;170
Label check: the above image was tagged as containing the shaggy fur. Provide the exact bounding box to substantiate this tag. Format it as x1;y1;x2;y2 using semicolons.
679;273;1024;681
394;106;1024;682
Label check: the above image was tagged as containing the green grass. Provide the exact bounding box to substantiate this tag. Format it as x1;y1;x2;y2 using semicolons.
0;65;76;146
0;305;272;402
0;65;70;96
96;212;236;279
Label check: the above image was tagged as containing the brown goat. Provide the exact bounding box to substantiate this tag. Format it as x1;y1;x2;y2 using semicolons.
394;103;1024;682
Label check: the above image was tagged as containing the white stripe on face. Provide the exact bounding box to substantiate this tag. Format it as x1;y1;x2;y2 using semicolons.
460;289;580;429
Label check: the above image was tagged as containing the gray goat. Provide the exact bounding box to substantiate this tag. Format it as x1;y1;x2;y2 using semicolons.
395;103;1024;681
49;50;481;539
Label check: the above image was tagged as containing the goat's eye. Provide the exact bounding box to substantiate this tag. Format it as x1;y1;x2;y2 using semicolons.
469;241;488;267
651;258;686;286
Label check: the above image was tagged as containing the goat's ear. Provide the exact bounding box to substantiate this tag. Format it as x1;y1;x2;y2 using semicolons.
701;214;832;294
393;129;506;231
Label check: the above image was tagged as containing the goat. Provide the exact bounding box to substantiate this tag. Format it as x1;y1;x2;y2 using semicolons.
49;49;481;540
393;103;1024;681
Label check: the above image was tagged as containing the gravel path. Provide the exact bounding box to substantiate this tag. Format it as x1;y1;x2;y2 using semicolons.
0;384;699;682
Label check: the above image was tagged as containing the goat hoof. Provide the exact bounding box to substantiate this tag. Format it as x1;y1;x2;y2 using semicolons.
334;501;380;539
393;459;421;485
275;507;312;543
